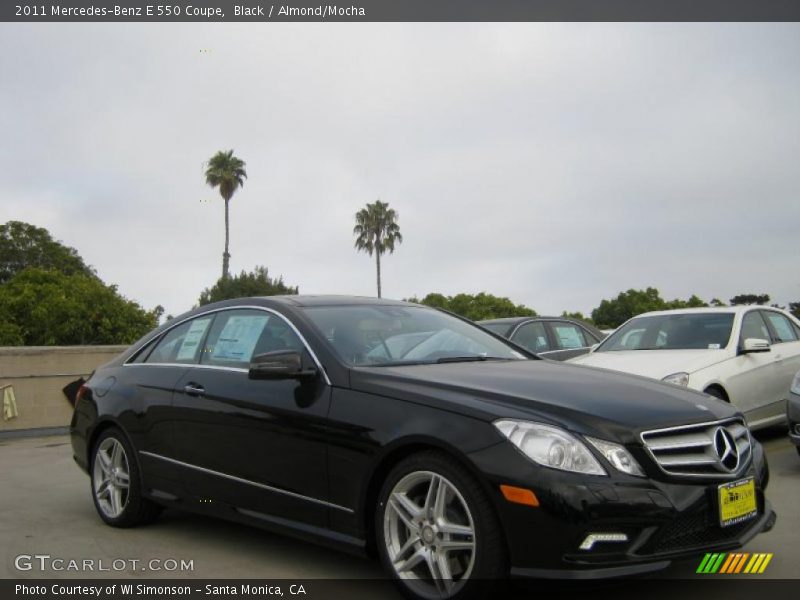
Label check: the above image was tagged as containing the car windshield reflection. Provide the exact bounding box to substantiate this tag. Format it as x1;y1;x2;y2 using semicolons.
597;313;735;352
303;305;527;366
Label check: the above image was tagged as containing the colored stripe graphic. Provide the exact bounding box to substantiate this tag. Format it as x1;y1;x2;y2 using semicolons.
757;554;773;573
697;554;713;574
720;554;736;574
733;553;750;573
697;552;772;575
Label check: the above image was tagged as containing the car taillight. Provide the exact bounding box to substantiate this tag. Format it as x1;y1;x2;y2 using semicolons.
75;384;89;404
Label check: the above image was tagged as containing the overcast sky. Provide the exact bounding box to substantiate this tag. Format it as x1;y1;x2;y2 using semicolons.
1;23;798;318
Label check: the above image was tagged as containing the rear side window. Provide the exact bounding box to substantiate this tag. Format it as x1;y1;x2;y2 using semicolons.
511;322;551;353
550;322;588;350
763;311;798;343
145;316;214;365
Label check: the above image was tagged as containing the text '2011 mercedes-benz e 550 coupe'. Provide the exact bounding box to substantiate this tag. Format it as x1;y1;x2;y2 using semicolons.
71;296;776;600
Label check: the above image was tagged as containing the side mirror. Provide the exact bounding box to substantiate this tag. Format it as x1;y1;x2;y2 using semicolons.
249;350;317;380
741;338;771;354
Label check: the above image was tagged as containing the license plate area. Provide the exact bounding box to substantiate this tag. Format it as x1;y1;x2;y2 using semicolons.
718;477;757;527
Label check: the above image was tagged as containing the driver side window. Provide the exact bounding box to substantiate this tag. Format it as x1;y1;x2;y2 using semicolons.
201;309;303;369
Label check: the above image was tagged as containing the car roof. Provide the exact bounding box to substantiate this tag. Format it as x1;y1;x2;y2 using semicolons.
631;306;773;318
263;295;414;307
479;316;587;325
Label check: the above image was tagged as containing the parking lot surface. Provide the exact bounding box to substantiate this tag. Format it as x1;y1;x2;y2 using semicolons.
1;428;797;582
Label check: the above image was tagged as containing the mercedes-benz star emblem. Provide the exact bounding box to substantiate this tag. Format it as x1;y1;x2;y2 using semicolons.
713;427;740;472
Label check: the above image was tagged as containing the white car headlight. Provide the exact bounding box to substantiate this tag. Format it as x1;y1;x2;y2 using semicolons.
494;420;606;476
792;371;800;395
662;372;689;387
585;436;645;477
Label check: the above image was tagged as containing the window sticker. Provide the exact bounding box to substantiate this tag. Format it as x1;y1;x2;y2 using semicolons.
176;317;212;361
555;326;583;349
211;315;269;362
708;343;721;350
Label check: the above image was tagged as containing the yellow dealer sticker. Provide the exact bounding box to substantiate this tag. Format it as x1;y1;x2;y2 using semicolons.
718;477;756;527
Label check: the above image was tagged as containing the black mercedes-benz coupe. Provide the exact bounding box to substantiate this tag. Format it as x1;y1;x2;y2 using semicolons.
71;296;776;599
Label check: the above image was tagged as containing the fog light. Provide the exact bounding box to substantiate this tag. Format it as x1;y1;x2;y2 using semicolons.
579;533;629;551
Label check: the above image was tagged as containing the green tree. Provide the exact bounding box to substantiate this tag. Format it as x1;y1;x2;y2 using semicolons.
789;302;800;319
591;287;667;329
730;293;771;306
666;294;708;309
0;221;95;284
353;200;403;298
409;292;536;321
0;268;158;345
204;149;247;280
198;266;298;306
591;288;712;329
710;298;727;307
562;311;594;325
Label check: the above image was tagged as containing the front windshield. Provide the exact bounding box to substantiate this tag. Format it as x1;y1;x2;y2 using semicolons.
303;305;528;366
597;312;734;352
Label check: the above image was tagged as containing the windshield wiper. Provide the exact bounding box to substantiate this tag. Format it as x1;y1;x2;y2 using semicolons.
435;355;505;364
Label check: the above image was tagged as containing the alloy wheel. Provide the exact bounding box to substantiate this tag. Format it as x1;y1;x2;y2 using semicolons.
92;437;131;519
383;470;476;599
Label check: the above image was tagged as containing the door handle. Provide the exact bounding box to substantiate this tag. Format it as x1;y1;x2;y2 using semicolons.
184;383;205;397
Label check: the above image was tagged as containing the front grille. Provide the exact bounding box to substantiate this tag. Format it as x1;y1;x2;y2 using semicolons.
641;418;751;479
637;504;756;556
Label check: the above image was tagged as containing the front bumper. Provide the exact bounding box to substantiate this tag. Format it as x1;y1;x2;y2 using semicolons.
468;439;775;578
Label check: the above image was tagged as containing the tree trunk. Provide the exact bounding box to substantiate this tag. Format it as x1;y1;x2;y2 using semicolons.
376;251;382;298
222;197;231;279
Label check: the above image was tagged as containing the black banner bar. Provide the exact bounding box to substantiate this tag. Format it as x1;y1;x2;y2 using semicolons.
4;579;800;600
2;0;800;23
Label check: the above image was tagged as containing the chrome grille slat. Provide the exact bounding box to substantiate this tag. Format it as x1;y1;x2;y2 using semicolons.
641;418;752;479
657;455;718;466
645;433;713;451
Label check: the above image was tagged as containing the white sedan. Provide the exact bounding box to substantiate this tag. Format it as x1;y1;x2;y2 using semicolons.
569;306;800;429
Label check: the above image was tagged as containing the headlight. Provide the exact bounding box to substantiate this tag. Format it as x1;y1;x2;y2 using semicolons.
662;372;689;387
585;436;645;477
792;371;800;395
494;420;606;476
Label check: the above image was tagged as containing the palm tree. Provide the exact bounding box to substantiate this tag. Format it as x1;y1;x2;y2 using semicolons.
204;150;247;279
353;200;403;298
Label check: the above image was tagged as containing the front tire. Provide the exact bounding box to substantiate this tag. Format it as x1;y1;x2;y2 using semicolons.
376;451;506;600
90;428;161;527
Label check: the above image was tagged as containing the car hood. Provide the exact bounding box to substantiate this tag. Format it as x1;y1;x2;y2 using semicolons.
568;349;730;380
349;359;738;444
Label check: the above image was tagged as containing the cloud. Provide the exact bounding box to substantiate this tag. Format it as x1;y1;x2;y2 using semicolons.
1;23;798;317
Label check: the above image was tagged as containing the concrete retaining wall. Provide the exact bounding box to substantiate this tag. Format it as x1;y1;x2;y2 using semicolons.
0;346;127;432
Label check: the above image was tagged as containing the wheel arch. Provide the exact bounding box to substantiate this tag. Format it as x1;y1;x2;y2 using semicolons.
86;418;141;482
703;383;730;402
359;436;501;557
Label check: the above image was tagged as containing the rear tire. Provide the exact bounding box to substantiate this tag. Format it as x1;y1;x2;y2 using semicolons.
90;428;161;527
375;451;507;600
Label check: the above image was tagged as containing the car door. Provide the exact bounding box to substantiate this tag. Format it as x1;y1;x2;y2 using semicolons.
724;309;782;424
762;310;800;401
127;314;214;488
169;308;332;527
